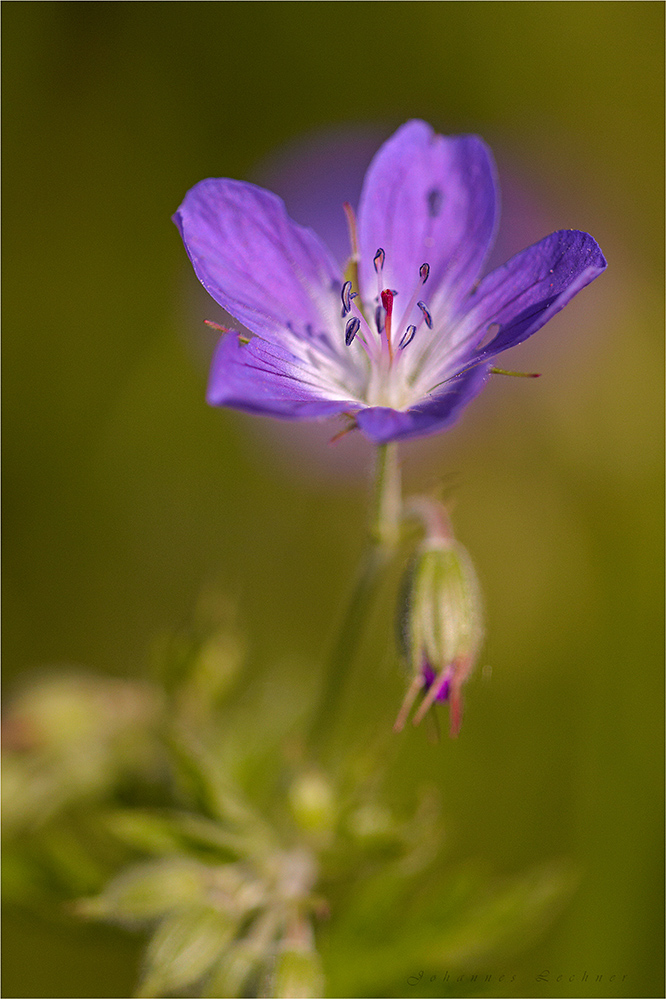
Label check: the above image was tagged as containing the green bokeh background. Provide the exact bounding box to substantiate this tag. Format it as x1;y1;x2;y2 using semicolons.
3;2;663;997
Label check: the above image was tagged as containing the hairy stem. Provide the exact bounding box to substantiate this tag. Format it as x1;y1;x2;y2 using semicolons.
305;444;401;759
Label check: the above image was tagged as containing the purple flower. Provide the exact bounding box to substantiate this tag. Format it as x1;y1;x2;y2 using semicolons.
173;121;606;445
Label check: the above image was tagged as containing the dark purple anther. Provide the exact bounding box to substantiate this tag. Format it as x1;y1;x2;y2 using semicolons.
341;280;353;317
417;301;433;328
419;262;430;284
374;305;386;334
399;324;417;349
345;316;361;345
373;247;386;273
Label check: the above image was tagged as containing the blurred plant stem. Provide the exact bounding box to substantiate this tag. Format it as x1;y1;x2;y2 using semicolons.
370;441;401;551
305;443;401;761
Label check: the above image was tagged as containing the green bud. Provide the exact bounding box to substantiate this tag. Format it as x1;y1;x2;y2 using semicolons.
136;907;236;998
203;910;280;998
2;673;161;829
395;521;483;736
288;772;335;835
266;919;323;999
270;945;324;999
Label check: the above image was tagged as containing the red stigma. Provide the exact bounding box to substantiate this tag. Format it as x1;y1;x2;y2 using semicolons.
380;289;395;357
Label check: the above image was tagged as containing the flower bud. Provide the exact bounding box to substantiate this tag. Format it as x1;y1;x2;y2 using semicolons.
288;772;335;835
268;918;324;999
395;528;483;737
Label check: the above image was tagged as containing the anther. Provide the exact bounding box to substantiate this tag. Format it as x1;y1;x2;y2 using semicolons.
345;316;360;346
341;280;353;317
375;305;386;335
395;267;430;335
417;301;433;329
399;324;417;349
373;248;386;273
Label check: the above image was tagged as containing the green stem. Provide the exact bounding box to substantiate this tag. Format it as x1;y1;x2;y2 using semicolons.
369;441;401;551
305;444;401;758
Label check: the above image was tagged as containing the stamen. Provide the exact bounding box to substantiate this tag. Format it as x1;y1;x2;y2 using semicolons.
373;247;386;301
396;263;431;334
341;280;353;317
490;367;541;378
346;294;381;362
399;324;417;349
417;301;433;329
412;667;452;726
375;305;386;335
345;316;360;346
204;320;234;333
393;675;426;733
342;202;359;260
329;414;359;445
205;319;251;345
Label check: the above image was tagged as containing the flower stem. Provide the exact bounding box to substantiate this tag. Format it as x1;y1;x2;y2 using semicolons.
369;441;401;551
306;444;401;759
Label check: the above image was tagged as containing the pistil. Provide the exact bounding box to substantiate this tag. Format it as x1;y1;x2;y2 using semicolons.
380;288;395;361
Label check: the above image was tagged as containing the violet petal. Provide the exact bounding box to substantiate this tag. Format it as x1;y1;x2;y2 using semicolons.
357;120;498;313
174;179;341;347
207;334;358;420
355;364;489;444
465;229;607;363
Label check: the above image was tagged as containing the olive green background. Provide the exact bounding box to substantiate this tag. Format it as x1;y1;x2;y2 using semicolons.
3;2;663;997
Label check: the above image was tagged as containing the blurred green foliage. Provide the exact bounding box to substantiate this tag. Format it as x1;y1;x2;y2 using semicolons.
3;613;579;999
3;2;663;997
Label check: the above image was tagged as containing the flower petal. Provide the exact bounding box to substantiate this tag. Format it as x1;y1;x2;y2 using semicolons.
357;120;498;310
355;365;489;444
206;333;357;420
173;179;342;348
464;230;607;364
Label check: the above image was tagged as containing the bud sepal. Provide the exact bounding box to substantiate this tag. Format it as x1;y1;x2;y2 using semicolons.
395;508;483;736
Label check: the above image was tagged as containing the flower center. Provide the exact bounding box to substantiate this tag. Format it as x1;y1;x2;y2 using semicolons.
339;244;435;408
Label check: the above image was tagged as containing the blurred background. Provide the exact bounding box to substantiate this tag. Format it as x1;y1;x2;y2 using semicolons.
3;3;663;997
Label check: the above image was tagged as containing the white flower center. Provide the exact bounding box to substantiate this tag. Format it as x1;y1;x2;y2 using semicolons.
332;248;460;411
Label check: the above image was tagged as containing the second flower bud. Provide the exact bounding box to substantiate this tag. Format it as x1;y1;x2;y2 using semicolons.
395;513;483;737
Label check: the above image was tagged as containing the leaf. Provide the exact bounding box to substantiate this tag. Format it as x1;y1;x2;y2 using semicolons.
102;808;248;861
168;734;275;851
202;912;279;999
136;908;236;998
323;860;577;997
421;862;578;966
76;858;209;926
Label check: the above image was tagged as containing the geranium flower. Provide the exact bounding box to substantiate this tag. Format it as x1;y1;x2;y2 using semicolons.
174;120;606;445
